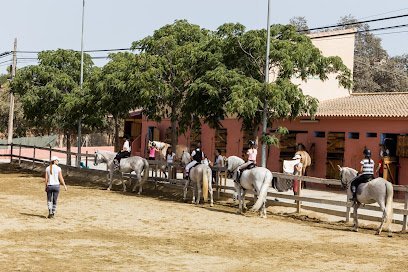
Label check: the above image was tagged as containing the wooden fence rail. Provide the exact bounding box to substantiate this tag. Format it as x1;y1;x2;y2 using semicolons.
1;143;407;231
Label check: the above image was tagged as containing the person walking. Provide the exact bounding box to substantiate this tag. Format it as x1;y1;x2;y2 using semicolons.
45;156;67;219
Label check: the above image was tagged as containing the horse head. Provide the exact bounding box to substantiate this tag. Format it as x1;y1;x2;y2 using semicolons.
181;151;191;166
338;165;358;189
94;151;100;166
226;156;245;178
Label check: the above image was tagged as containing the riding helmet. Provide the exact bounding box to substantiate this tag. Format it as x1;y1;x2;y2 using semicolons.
248;140;255;146
363;148;371;157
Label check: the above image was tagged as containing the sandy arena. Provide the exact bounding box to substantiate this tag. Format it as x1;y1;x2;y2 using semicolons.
0;164;407;272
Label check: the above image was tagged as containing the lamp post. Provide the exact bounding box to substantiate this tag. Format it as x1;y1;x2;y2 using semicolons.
261;0;271;168
77;0;85;168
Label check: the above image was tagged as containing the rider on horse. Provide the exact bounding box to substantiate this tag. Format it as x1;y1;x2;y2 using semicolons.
113;135;131;170
235;140;257;181
350;148;375;202
185;142;205;179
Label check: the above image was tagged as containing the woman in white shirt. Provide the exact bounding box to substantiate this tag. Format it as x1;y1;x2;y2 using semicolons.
45;156;67;218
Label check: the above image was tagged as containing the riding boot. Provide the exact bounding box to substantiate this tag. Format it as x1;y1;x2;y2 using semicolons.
113;159;119;170
350;186;357;202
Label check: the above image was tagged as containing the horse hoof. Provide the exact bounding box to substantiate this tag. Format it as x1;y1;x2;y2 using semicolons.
387;233;393;238
210;204;214;207
107;188;111;191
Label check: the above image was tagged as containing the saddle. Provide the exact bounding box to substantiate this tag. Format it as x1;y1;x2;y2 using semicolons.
186;161;201;179
235;162;256;183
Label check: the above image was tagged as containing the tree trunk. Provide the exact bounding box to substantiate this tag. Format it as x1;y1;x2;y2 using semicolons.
171;106;178;151
114;115;120;152
66;133;72;166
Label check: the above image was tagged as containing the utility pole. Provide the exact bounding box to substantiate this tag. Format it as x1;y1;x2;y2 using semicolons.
7;38;17;146
261;0;271;168
77;0;85;168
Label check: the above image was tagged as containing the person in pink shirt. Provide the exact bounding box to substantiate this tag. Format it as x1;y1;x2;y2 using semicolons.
247;141;258;164
148;142;159;160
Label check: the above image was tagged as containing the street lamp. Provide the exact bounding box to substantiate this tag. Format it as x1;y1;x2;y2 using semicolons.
77;0;85;167
261;0;271;167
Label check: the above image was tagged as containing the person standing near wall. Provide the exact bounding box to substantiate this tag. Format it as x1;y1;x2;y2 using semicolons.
292;153;303;195
44;156;67;219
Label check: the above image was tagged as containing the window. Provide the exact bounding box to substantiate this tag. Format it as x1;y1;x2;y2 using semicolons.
348;132;359;139
314;131;325;138
366;132;377;138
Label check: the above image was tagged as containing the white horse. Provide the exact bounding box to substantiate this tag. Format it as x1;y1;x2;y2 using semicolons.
183;164;214;206
226;156;273;218
338;166;393;236
94;150;149;194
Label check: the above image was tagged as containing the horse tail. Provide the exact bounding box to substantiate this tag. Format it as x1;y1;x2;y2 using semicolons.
142;159;150;183
202;167;209;202
251;171;272;212
384;181;394;229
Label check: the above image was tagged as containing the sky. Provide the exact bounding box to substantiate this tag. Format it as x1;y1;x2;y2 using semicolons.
1;0;408;73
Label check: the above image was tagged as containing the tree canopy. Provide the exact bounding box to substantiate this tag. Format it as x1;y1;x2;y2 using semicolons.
131;20;223;147
213;23;351;142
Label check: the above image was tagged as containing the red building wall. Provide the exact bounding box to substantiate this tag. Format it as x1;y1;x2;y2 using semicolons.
137;116;408;185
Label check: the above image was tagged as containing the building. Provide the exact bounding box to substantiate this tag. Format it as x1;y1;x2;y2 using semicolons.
124;28;408;185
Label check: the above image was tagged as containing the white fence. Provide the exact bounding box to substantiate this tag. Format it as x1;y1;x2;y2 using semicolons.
1;143;407;231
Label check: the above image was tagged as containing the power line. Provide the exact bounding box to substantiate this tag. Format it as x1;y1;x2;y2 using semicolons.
15;48;132;54
359;8;408;20
309;23;408;40
305;13;408;32
0;59;12;65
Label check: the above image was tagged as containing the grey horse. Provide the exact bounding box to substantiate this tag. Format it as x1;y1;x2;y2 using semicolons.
338;165;393;236
183;164;214;206
181;151;213;206
94;150;149;194
226;156;273;218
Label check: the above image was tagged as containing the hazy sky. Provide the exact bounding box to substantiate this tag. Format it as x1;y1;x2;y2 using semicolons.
1;0;408;72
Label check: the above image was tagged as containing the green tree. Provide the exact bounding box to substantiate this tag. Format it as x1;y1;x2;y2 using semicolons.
11;49;96;163
90;52;149;151
131;20;222;147
0;78;28;138
214;23;352;144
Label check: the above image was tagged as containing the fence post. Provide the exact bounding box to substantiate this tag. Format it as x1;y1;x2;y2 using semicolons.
85;151;88;168
403;191;408;232
32;146;36;170
18;144;21;166
296;179;302;213
9;143;13;163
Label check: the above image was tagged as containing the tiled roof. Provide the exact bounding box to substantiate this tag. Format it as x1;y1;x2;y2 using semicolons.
315;92;408;118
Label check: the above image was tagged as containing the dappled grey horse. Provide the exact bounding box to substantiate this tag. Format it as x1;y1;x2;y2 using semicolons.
183;163;214;206
338;166;393;236
94;150;149;194
226;156;273;218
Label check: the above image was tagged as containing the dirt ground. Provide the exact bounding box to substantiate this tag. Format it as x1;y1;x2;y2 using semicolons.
1;164;407;272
